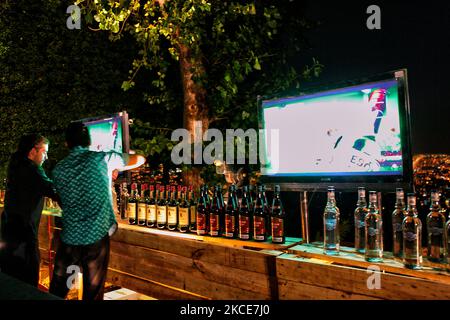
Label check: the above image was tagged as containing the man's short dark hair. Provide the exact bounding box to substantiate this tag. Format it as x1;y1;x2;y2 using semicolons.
16;133;49;157
66;122;91;149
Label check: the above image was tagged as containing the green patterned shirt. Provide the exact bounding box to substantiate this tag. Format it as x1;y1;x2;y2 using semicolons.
52;147;127;245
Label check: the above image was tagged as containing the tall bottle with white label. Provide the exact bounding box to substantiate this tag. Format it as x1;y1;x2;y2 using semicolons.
364;191;383;262
127;183;138;225
156;186;167;229
403;194;422;269
178;186;190;233
137;184;147;226
167;185;178;231
323;186;340;255
146;185;157;228
392;188;406;258
354;187;368;253
426;191;446;263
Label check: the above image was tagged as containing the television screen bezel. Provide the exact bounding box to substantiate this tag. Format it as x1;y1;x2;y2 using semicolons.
74;111;130;154
257;69;414;191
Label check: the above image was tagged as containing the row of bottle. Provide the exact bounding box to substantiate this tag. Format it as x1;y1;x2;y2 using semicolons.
119;183;286;244
324;186;450;269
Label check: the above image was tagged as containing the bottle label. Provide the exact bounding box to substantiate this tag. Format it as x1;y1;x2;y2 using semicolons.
429;221;443;235
325;218;337;231
396;190;404;200
168;207;177;224
190;205;197;224
393;223;402;232
138;203;147;221
157;206;167;224
404;231;417;241
408;197;416;206
328;191;335;201
370;193;377;203
127;203;136;218
358;189;365;198
239;216;250;239
196;213;206;234
254;216;266;237
368;227;379;237
179;207;189;226
148;205;157;222
225;214;235;237
271;217;284;242
210;214;219;236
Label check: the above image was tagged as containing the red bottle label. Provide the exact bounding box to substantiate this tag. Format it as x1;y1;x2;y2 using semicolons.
225;214;235;237
272;217;284;242
239;216;250;239
254;216;266;240
210;214;219;236
197;213;206;235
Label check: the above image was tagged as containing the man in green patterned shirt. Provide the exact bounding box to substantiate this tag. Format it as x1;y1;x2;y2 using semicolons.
49;122;145;300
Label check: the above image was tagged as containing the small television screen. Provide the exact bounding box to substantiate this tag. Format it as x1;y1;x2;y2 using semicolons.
77;111;130;154
258;69;413;188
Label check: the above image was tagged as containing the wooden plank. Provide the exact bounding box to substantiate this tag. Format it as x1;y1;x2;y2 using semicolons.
111;227;283;275
116;222;300;251
277;254;450;300
288;244;450;285
109;243;274;300
278;279;381;300
106;268;203;300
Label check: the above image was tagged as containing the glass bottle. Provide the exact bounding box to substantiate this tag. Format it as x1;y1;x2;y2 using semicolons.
392;188;406;258
156;185;167;229
354;187;368;253
403;193;422;269
127;183;138;225
224;184;238;238
323;186;340;255
209;185;221;237
426;191;446;263
364;191;383;262
167;185;178;231
253;185;266;242
238;186;251;240
146;185;157;228
271;185;286;244
188;185;197;233
178;186;190;233
196;185;208;235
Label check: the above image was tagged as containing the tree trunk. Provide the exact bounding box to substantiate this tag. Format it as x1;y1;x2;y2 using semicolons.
178;43;209;189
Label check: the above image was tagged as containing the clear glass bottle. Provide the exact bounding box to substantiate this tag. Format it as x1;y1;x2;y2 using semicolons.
364;191;383;262
392;188;406;258
323;186;340;255
354;187;368;253
402;193;422;269
426;191;446;263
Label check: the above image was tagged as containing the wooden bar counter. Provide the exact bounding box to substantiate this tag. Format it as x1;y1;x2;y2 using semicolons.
37;218;450;300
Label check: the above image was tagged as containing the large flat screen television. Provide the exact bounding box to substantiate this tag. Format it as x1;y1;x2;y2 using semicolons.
76;111;130;154
258;69;413;190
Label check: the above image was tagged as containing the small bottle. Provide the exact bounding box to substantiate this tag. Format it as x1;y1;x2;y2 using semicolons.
364;191;383;262
178;186;190;233
188;186;197;233
323;187;340;255
167;185;178;231
196;185;208;235
146;185;157;228
224;184;238;238
127;183;138;225
238;186;251;240
392;188;406;258
426;191;446;263
119;182;129;221
403;193;422;269
156;185;167;229
137;184;147;226
271;185;285;244
354;187;368;253
253;185;266;242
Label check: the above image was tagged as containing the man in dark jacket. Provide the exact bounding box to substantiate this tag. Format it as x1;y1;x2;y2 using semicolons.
0;133;59;287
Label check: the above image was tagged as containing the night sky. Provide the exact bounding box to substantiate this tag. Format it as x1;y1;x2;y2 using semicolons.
297;0;450;155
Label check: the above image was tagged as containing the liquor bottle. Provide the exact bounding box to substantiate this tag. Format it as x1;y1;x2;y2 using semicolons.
127;183;138;225
248;184;255;212
167;185;178;231
177;185;183;204
119;182;129;221
271;185;285;244
209;185;221;237
224;184;238;238
262;184;271;239
426;191;446;263
403;193;422;269
323;186;340;255
137;184;147;226
188;185;197;233
178;186;190;233
196;185;209;235
392;188;406;258
253;185;266;242
146;185;157;228
445;199;450;264
364;191;383;262
354;187;368;254
218;184;225;235
238;186;251;240
156;185;167;229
